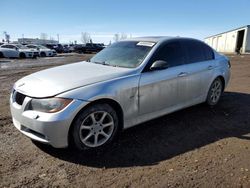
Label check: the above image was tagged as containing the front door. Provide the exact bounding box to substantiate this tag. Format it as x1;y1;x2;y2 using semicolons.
139;41;186;115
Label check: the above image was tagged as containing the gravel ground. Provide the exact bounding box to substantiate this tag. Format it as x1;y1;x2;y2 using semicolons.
0;53;250;188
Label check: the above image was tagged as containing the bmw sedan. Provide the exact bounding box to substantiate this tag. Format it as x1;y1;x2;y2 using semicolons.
10;37;230;150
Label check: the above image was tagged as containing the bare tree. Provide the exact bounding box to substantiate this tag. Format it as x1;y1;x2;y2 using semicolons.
81;32;91;44
120;33;127;40
113;33;120;42
113;33;128;42
40;33;48;40
3;31;10;43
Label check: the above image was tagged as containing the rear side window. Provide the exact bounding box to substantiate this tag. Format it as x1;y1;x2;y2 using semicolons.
182;40;208;64
153;41;185;67
203;45;214;60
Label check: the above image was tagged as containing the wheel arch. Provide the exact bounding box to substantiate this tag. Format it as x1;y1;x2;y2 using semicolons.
217;75;225;92
68;98;124;146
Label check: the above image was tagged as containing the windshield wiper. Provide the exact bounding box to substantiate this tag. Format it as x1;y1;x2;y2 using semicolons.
90;60;119;67
92;61;110;66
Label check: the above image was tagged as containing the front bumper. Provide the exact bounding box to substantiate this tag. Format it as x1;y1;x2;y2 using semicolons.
10;92;89;148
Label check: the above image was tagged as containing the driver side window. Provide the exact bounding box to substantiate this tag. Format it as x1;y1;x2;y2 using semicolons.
154;42;185;67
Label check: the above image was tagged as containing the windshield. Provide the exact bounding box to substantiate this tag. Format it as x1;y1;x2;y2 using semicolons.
37;45;48;49
16;44;29;49
90;41;154;68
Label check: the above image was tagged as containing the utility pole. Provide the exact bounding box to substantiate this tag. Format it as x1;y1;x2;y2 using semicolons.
57;34;59;43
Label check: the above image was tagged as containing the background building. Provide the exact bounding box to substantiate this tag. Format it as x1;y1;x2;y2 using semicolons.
17;38;58;45
205;25;250;54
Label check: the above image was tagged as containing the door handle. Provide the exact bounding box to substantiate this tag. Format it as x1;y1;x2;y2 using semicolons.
178;72;188;77
207;65;214;70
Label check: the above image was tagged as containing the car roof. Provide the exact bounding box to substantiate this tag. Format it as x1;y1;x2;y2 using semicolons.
124;36;206;45
125;36;180;42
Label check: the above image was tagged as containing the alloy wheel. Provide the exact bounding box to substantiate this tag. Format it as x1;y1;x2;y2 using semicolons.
210;79;222;103
79;111;115;147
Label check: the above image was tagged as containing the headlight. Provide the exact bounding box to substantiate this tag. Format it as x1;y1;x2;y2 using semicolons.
30;98;72;113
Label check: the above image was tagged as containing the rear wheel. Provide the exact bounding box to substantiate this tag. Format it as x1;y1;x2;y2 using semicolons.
206;78;223;106
71;104;119;151
0;52;4;58
19;53;26;59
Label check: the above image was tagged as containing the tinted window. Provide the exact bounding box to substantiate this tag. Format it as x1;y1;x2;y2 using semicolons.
182;40;207;64
153;42;185;67
27;45;36;48
1;45;14;49
203;44;214;60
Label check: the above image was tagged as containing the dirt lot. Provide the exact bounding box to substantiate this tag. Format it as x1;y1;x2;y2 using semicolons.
0;53;250;188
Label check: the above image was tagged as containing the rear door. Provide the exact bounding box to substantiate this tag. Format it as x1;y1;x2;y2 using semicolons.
139;41;187;115
180;40;215;103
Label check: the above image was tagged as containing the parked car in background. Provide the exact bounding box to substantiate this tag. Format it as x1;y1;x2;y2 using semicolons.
45;44;71;53
74;43;104;53
45;44;63;53
10;37;230;151
68;44;75;53
26;44;57;57
0;44;39;58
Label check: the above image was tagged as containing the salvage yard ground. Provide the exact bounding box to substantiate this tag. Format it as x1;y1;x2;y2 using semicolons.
0;53;250;187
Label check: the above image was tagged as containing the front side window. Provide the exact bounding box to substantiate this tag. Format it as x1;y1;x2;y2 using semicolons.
152;41;185;67
90;41;154;68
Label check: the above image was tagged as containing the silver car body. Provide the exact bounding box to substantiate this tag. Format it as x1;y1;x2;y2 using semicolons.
0;44;39;58
10;37;230;148
26;44;57;57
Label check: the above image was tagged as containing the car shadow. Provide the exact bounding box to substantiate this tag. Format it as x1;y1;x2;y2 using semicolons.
35;91;250;168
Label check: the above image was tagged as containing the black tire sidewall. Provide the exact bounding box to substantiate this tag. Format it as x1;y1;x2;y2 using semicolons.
0;52;4;58
206;78;223;106
19;53;26;58
40;52;46;57
71;104;119;151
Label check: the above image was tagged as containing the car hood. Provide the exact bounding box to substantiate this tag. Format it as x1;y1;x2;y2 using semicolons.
14;61;133;98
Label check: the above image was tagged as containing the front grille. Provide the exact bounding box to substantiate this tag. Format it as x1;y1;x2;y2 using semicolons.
15;91;26;105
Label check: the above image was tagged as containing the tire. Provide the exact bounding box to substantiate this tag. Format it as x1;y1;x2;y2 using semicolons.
0;52;4;58
19;53;26;59
40;52;46;57
71;103;119;151
206;78;223;106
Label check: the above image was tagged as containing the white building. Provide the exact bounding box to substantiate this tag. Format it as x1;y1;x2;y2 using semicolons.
17;38;58;45
204;25;250;54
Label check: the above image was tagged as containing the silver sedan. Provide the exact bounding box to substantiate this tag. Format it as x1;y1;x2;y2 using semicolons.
10;37;230;150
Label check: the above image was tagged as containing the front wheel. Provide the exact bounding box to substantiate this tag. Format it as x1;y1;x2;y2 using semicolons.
71;104;119;151
206;78;223;106
40;52;46;57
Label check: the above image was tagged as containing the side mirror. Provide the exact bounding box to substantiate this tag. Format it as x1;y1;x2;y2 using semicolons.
15;47;18;51
150;60;169;71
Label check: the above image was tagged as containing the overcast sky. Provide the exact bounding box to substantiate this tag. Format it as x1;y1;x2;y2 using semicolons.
0;0;250;44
